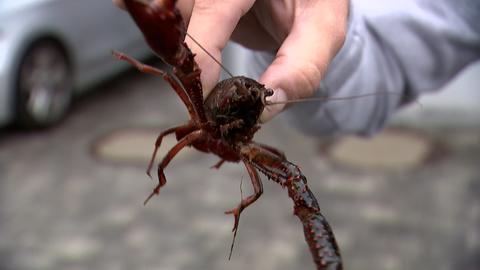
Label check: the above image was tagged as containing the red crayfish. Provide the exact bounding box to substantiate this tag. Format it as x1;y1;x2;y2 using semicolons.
113;0;342;269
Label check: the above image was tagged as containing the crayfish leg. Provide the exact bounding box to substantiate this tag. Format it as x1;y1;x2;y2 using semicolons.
210;159;226;169
225;160;263;259
224;161;263;232
252;142;286;160
112;50;200;122
147;123;198;178
147;126;180;179
144;129;204;205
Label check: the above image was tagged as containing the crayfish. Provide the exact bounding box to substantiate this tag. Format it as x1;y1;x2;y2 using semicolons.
113;0;342;269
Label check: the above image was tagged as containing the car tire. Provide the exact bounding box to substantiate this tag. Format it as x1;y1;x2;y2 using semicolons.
15;38;73;128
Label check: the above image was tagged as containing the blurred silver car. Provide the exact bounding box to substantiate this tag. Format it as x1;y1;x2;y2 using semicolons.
0;0;151;128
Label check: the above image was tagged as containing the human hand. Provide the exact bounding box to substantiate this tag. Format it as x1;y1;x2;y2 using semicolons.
113;0;349;122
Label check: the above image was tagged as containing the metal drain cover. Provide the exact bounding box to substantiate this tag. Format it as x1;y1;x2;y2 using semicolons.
326;129;436;170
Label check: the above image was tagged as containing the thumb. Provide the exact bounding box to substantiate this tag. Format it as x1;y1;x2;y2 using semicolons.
259;2;348;123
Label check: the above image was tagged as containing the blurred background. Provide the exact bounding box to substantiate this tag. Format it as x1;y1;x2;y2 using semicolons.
1;1;479;270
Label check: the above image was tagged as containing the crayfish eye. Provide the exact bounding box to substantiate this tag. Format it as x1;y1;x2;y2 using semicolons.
265;88;274;97
261;88;274;105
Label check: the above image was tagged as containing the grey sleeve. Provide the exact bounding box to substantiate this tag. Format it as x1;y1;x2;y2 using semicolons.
250;0;480;136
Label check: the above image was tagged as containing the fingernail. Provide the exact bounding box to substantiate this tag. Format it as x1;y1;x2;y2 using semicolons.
260;88;287;123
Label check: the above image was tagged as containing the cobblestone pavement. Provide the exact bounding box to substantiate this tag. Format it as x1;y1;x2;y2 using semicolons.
0;69;479;270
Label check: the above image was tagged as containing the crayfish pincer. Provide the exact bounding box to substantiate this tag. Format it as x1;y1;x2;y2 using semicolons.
113;0;342;269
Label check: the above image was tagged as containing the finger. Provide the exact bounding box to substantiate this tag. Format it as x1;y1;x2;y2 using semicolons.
260;1;348;122
186;0;255;96
176;0;194;25
230;11;278;51
112;0;125;9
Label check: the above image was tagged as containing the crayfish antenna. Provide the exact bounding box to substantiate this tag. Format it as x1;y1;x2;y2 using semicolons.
266;91;423;108
184;32;234;79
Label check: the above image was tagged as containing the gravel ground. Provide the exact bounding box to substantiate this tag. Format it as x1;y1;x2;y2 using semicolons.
1;68;479;270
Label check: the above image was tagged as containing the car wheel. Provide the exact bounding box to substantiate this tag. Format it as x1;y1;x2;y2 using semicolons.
16;39;73;128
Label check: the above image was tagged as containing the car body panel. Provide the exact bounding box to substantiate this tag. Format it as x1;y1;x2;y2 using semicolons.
0;0;151;126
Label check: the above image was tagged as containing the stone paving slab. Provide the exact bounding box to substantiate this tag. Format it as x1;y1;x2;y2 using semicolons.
0;70;479;270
